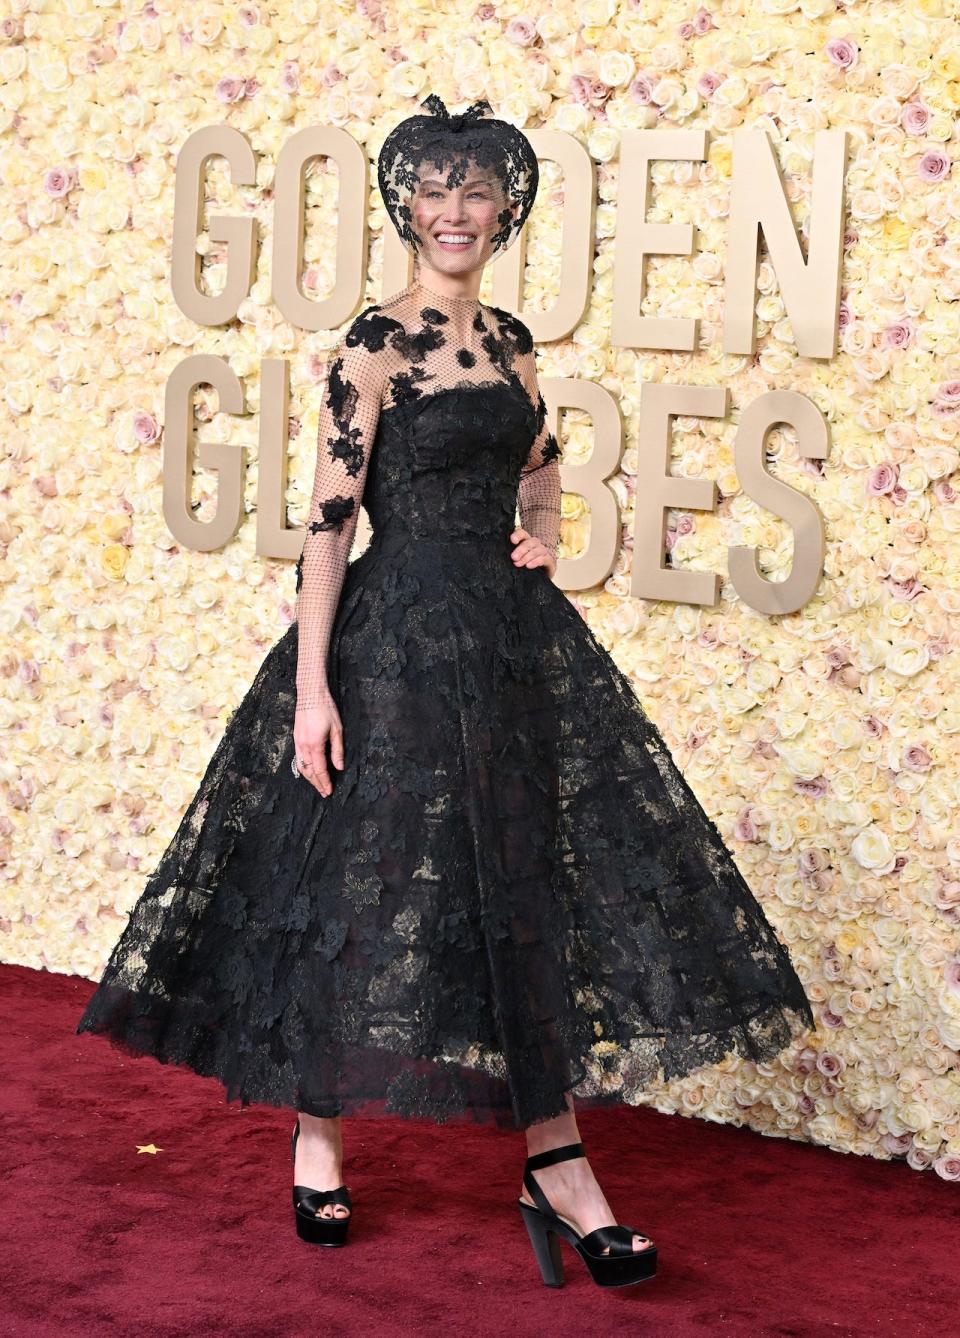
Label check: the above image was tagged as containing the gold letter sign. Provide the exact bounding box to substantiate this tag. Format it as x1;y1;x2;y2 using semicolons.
169;125;849;615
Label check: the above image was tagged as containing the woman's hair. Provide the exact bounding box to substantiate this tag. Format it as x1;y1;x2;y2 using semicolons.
377;95;539;259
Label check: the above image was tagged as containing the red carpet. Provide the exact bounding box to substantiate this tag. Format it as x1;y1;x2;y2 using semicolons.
1;961;952;1337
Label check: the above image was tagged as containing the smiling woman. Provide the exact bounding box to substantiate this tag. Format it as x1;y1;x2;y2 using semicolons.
376;93;539;267
77;93;814;1293
411;167;506;268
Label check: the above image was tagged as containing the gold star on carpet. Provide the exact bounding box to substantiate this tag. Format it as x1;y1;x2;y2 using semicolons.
136;1143;163;1154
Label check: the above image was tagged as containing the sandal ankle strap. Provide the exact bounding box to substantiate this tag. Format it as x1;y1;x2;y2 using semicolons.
524;1141;585;1174
523;1141;586;1218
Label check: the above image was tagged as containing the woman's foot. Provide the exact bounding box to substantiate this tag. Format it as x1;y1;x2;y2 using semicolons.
520;1152;652;1254
294;1113;350;1220
523;1096;651;1255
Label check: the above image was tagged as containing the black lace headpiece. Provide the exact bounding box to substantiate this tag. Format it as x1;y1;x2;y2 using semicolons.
376;94;539;259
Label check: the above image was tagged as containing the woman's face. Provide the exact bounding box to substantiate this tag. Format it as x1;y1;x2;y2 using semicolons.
408;159;513;277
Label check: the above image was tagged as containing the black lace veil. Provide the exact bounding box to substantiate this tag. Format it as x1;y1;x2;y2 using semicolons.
376;94;539;259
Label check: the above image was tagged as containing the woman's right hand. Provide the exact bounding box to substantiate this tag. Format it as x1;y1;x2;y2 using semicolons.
293;693;344;797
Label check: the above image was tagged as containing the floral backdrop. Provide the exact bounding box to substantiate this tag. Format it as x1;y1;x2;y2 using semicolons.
2;0;959;1181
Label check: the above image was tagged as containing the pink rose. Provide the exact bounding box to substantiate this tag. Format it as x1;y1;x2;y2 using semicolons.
693;8;716;33
826;37;859;70
795;776;830;798
571;74;610;108
570;74;594;106
307;350;329;380
505;17;538;45
238;5;260;25
918;149;950;182
866;462;898;496
816;1052;845;1077
677;20;695;38
934;379;960;406
944;960;960;996
901;101;930;135
881;320;914;349
697;71;724;98
88;43;116;67
799;848;828;874
933;1155;960;1181
133;411;159;444
732;810;759;841
935;881;960;910
321;63;343;88
878;1134;910;1156
901;744;932;773
215;76;247;104
933;479;956;503
43;167;73;199
629;74;656;103
837;299;852;328
280;61;300;93
931;400;960;419
887;576;923;601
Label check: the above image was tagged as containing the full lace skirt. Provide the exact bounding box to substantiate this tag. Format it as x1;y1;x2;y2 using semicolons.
77;538;815;1129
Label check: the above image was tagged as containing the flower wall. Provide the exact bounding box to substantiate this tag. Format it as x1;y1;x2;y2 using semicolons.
2;0;959;1180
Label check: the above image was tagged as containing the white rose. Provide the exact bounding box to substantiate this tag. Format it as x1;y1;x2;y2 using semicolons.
597;50;634;87
388;63;426;99
851;826;896;874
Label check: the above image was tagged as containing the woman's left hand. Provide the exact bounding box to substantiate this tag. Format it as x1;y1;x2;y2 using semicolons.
510;528;557;581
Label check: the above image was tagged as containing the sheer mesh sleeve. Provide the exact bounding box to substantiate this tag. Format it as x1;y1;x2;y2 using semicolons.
515;346;562;557
294;325;384;714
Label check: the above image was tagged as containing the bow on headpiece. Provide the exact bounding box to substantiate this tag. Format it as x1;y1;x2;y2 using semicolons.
376;93;539;259
420;94;494;134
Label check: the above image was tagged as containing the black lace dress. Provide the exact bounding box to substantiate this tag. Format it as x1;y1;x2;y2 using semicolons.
76;278;815;1130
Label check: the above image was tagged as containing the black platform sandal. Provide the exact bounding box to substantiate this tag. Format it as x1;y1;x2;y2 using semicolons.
291;1118;352;1247
518;1141;657;1289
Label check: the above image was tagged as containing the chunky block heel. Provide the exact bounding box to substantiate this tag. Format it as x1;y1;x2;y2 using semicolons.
291;1118;352;1247
519;1199;565;1286
518;1141;657;1289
